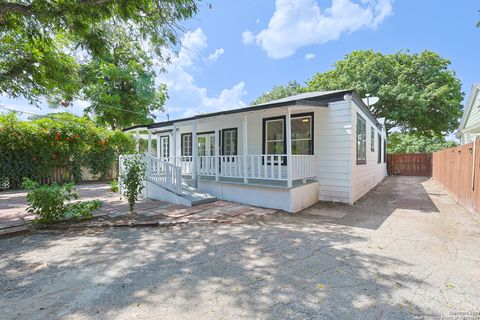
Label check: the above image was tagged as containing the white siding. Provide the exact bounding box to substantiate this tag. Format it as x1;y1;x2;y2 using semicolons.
350;102;387;203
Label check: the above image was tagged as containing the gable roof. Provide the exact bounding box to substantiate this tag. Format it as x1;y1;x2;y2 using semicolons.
459;84;480;132
123;89;381;131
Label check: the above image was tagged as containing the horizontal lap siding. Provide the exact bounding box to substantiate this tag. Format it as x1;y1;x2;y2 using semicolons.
351;102;387;203
315;101;352;203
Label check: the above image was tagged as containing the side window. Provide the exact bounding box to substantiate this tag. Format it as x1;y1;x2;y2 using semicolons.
384;139;387;163
356;113;367;165
222;129;237;155
371;127;375;152
291;114;313;155
377;133;381;164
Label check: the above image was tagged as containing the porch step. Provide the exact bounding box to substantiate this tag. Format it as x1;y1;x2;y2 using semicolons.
181;180;217;206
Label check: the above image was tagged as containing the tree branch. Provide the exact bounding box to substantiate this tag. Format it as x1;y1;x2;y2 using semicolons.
0;2;33;23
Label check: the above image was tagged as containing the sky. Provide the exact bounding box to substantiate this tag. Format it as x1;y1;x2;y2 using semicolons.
1;0;479;126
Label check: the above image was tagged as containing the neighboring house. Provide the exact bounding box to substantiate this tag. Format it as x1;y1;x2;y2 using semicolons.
122;90;387;213
459;84;480;144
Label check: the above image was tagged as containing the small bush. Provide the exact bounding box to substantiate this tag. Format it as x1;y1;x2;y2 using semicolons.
120;155;146;214
110;179;119;193
21;178;102;224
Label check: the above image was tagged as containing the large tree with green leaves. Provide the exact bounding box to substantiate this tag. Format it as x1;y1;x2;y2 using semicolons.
0;0;198;124
80;27;167;129
305;50;463;135
387;132;456;154
251;80;303;105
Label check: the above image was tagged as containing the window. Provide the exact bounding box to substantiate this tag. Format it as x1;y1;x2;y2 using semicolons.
222;128;237;155
370;127;375;152
291;114;313;155
160;136;169;159
383;139;387;163
181;133;192;157
263;113;314;158
377;133;382;163
264;117;285;155
356;113;367;165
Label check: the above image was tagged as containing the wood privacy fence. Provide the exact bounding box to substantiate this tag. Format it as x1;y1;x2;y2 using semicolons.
432;141;480;215
387;153;432;176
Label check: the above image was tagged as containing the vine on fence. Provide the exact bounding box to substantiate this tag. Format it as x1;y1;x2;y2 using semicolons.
0;113;136;189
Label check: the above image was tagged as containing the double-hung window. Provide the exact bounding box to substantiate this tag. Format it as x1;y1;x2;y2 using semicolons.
160;136;169;159
356;113;367;165
181;133;192;159
264;117;285;155
222;129;237;156
370;127;375;152
377;133;382;163
291;114;313;155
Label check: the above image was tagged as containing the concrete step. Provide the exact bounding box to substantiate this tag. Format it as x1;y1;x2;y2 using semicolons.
181;180;217;206
146;179;217;207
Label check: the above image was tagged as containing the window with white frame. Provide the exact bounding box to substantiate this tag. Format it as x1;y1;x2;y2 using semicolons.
264;117;285;155
181;133;192;157
377;133;382;163
370;127;375;152
356;113;367;164
160;136;169;159
222;129;237;155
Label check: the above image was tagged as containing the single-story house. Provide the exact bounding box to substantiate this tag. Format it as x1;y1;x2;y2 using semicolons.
122;90;387;213
458;84;480;144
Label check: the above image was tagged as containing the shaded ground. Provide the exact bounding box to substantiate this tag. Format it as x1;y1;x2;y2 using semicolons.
1;176;480;319
0;184;275;235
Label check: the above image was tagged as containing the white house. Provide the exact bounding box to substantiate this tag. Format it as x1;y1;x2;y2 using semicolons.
121;90;387;213
458;84;480;144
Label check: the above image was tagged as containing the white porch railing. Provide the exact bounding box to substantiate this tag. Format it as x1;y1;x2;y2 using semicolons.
175;154;316;182
119;155;183;195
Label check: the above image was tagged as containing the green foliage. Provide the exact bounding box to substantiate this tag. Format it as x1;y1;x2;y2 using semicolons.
0;0;199;106
65;200;103;220
251;81;303;105
306;50;463;135
110;179;119;193
81;27;167;129
0;113;135;188
120;155;146;214
387;132;457;154
21;178;78;224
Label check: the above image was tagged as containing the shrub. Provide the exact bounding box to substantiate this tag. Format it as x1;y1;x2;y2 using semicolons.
120;155;146;214
110;179;119;193
21;178;102;224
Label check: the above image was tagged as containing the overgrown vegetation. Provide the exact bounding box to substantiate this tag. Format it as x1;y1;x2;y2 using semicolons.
110;179;119;193
21;178;102;224
0;113;135;188
120;155;146;214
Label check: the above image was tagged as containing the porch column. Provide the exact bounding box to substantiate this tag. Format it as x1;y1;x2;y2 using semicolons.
243;115;248;184
147;129;152;157
214;128;219;181
135;128;140;153
156;133;161;159
172;123;177;165
192;120;198;185
286;107;293;188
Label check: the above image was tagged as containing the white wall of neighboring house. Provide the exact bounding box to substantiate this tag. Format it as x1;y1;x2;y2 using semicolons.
350;101;388;203
460;85;480;144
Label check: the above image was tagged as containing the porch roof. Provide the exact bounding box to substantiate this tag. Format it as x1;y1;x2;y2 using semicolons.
123;89;381;132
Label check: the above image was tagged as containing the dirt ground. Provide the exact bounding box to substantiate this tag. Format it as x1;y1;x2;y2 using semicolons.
1;176;479;319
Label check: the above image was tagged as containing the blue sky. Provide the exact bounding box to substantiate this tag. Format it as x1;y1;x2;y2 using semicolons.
1;0;479;126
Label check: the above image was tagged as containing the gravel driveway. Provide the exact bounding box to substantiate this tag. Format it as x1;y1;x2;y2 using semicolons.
1;176;479;319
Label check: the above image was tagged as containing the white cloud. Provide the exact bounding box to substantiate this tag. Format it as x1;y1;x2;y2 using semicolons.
205;48;225;62
157;28;247;119
305;53;315;60
243;0;393;59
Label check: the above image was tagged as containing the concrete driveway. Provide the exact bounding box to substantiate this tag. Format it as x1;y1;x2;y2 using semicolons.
1;176;479;319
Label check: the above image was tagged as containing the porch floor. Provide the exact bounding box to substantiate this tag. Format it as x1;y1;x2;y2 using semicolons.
183;175;317;189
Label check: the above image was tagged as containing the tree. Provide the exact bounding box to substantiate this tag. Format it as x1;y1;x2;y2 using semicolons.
81;27;167;129
0;0;198;106
251;80;303;105
306;50;463;135
120;155;146;215
387;132;457;154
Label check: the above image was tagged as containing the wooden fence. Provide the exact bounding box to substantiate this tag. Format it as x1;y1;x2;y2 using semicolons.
432;140;480;215
50;163;118;184
387;153;432;176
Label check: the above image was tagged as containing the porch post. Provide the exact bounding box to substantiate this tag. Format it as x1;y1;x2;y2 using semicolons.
286;107;293;188
214;128;219;181
135;128;140;153
192;120;197;185
156;133;161;159
172;123;177;165
147;129;152;157
243;115;248;184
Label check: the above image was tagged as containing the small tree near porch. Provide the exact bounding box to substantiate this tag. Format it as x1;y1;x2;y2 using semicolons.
120;155;146;215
